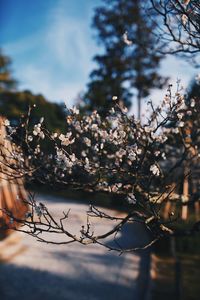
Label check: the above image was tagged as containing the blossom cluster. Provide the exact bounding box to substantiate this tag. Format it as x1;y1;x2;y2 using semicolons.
3;85;199;209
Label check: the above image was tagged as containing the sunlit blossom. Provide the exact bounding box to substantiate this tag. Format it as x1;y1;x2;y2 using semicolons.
150;164;160;176
127;193;136;204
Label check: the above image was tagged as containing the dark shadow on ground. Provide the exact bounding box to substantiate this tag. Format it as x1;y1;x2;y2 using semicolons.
0;263;137;300
51;249;139;293
0;196;152;300
0;223;151;300
106;221;152;300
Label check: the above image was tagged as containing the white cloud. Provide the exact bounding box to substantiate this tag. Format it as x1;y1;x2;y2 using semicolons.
3;0;197;111
3;0;99;105
17;64;84;107
44;4;98;80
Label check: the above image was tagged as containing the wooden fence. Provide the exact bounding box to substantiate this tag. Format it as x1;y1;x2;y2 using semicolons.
0;117;28;238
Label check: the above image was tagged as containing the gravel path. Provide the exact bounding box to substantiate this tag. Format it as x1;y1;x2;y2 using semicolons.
0;194;151;300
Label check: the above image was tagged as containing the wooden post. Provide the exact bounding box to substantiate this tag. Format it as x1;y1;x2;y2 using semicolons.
0;117;28;236
164;201;171;219
192;184;200;221
181;166;189;220
181;169;189;220
195;201;200;221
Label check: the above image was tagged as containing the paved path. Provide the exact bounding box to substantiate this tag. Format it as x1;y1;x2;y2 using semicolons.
0;194;151;300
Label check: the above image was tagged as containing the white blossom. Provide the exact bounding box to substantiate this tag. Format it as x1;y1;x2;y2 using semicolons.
150;164;160;176
190;98;195;107
112;96;118;100
69;153;76;162
65;159;74;168
154;134;168;143
52;132;58;138
154;151;160;157
173;127;179;134
177;113;183;120
84;157;90;171
91;124;98;131
119;130;126;138
74;122;82;133
99;130;108;140
81;150;87;157
136;148;142;155
111;184;119;192
128;150;137;162
33;124;41;136
28;135;33;142
100;143;104;150
34;145;40;154
4;119;10;126
84;137;91;147
127;193;137;204
59;133;75;146
116;149;126;158
94;144;99;152
178;121;184;128
39;132;45;139
122;31;132;46
144;126;151;133
163;95;171;105
181;14;188;25
40;117;44;123
71;106;79;115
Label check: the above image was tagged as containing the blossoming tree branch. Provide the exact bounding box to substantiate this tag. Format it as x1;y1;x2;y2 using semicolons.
0;84;199;253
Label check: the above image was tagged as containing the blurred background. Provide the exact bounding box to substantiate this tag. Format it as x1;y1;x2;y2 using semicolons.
0;0;198;114
0;1;200;300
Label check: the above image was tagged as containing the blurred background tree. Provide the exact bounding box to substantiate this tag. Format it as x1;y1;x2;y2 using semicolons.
0;49;17;92
0;49;66;132
0;90;66;132
81;0;168;119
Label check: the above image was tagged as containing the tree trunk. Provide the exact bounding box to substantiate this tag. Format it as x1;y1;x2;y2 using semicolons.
137;91;141;121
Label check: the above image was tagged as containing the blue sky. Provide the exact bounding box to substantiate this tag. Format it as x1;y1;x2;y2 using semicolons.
0;0;198;111
0;0;101;106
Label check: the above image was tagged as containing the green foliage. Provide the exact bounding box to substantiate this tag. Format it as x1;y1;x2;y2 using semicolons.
0;49;17;92
0;90;66;132
0;50;67;155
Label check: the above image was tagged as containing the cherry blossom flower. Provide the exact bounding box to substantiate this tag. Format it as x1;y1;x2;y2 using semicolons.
150;164;160;176
28;135;33;142
122;31;132;46
4;119;10;126
127;193;137;204
181;14;188;25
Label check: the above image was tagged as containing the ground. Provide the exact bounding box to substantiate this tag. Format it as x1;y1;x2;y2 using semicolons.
0;194;151;300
